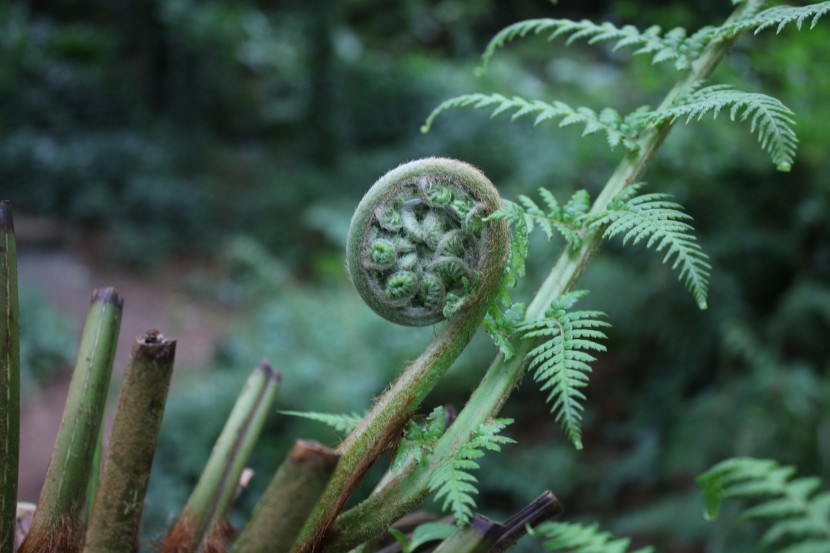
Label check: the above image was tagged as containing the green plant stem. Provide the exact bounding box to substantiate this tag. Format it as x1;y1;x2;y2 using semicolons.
320;3;761;550
0;201;19;553
85;424;104;527
19;288;122;553
161;361;280;553
232;440;340;553
83;329;176;553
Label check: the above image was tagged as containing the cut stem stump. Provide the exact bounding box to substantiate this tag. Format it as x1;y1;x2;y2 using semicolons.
232;440;340;553
19;288;122;553
84;329;177;553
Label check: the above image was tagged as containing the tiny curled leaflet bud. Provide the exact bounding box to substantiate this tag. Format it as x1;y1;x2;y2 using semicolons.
347;157;509;326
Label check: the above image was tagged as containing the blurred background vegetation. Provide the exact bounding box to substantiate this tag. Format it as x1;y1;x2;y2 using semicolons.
2;0;829;551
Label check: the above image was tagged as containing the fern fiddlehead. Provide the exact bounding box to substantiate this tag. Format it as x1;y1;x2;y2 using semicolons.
294;158;510;552
347;158;507;326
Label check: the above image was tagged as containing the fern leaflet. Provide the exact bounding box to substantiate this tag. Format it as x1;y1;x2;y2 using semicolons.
428;418;515;526
482;193;535;360
711;2;830;39
484;300;527;360
477;18;702;74
648;84;797;171
515;291;609;450
422;93;640;151
489;188;592;253
392;406;447;470
279;410;362;434
699;458;830;550
530;521;655;553
589;185;711;309
486;199;530;291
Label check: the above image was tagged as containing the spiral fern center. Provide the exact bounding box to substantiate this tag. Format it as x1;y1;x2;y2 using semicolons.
358;177;487;324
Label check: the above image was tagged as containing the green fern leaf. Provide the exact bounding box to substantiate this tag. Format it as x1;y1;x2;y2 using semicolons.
422;93;639;151
530;521;655;553
428;418;515;526
515;291;609;450
279;410;362;434
476;18;701;75
698;458;830;550
484;301;527;360
711;2;830;39
648;84;797;171
589;185;711;309
483;195;539;359
563;189;591;224
487;201;530;290
489;189;590;254
392;406;447;470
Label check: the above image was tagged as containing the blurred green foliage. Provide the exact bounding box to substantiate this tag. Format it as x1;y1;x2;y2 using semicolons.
0;0;555;268
4;1;830;552
18;285;76;397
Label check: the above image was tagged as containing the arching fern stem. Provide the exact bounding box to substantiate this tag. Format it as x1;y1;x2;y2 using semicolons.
315;1;766;550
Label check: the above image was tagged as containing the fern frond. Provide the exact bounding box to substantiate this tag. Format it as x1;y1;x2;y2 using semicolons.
699;458;830;550
710;2;830;40
422;93;640;151
428;418;515;526
648;85;797;171
477;18;702;75
515;291;610;450
530;521;655;553
589;185;711;309
279;410;362;435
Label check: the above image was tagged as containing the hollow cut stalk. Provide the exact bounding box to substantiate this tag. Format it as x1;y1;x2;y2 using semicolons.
83;329;177;553
231;440;340;553
490;491;563;553
161;361;280;553
0;201;20;553
19;288;122;553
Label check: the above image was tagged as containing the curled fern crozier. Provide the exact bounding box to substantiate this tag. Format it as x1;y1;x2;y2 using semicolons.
347;158;509;326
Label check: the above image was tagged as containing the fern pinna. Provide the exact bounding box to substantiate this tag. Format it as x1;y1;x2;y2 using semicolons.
475;17;704;74
530;522;654;553
648;84;798;171
428;418;515;525
589;185;711;309
699;458;830;551
514;291;609;451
